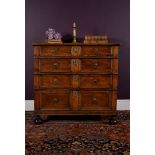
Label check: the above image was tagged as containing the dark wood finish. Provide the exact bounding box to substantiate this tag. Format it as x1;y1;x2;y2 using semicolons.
33;43;119;119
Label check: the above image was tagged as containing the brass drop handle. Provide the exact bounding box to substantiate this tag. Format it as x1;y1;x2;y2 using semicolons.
92;97;97;103
52;97;59;103
53;62;59;69
73;91;78;96
94;63;98;69
52;47;58;53
52;78;58;85
93;79;98;84
73;75;79;80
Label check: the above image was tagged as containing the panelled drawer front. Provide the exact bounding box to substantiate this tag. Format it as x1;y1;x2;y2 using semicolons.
38;58;116;73
40;46;71;57
79;91;111;110
40;46;113;57
40;59;71;73
80;75;112;89
35;75;113;89
39;91;112;111
82;46;112;57
81;59;112;73
40;90;70;110
40;75;71;88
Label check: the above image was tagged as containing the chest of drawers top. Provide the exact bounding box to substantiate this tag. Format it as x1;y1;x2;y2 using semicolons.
32;43;120;46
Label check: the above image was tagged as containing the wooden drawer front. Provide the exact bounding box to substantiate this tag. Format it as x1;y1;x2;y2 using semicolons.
40;59;71;73
80;75;112;89
82;46;111;57
40;90;70;110
40;75;71;88
40;46;71;57
80;91;111;110
81;59;112;73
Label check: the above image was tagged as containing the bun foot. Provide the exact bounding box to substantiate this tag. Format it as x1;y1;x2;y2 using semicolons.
34;115;49;124
34;116;43;124
109;117;117;125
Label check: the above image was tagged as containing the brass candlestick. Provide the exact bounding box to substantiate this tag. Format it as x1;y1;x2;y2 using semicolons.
72;22;77;43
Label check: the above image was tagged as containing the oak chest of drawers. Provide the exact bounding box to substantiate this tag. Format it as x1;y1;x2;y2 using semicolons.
33;43;119;122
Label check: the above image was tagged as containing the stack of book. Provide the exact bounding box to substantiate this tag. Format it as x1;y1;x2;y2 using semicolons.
46;39;62;44
84;35;108;44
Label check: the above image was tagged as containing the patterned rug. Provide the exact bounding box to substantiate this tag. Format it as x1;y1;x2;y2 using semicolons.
25;111;130;155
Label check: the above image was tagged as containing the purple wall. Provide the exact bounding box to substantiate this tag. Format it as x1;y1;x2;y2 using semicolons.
25;0;130;99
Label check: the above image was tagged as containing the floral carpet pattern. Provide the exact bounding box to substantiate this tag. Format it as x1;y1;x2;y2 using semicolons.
25;111;130;155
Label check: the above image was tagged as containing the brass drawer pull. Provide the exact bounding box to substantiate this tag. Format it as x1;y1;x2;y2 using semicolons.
93;79;98;84
73;91;78;96
94;63;98;69
53;62;59;69
92;97;97;103
52;47;59;53
73;75;79;80
52;78;58;85
52;97;59;103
